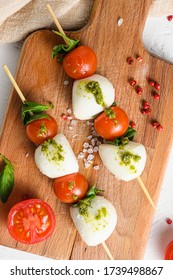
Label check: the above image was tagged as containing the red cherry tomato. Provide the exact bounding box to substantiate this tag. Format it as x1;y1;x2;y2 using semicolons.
63;46;97;79
164;240;173;259
25;114;58;145
7;199;56;244
53;173;88;203
94;106;129;140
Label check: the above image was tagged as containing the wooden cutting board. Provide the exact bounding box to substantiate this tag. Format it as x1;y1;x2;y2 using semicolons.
1;0;173;260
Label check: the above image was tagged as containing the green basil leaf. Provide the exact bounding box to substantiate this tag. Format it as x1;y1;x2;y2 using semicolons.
0;154;14;203
104;127;137;147
22;101;53;125
25;114;50;125
52;31;80;60
111;101;117;106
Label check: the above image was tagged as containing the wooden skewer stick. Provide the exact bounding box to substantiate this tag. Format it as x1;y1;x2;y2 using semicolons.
46;4;69;46
102;241;114;260
137;176;156;211
3;65;26;104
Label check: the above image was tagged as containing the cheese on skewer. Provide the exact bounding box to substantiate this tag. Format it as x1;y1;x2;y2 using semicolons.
35;133;79;179
99;141;147;181
70;196;117;246
72;74;115;120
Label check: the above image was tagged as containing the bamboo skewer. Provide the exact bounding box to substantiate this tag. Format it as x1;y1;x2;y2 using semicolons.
102;241;114;260
3;65;26;104
46;4;69;46
137;176;156;211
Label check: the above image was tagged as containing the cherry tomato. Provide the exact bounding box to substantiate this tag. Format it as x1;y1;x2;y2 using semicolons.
94;106;129;140
164;240;173;260
7;199;56;244
53;173;88;203
63;46;97;79
25;114;58;145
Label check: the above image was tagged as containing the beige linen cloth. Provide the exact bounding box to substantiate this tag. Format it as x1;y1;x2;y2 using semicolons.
0;0;172;43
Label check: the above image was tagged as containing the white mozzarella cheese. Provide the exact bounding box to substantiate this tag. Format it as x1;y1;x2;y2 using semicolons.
72;74;115;120
35;133;79;178
99;141;147;181
70;196;117;246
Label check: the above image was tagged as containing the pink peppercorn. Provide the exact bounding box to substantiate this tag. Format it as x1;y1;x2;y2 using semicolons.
166;218;172;225
62;114;68;120
167;15;173;21
143;101;150;109
136;87;143;95
130;80;137;86
153;92;160;100
127;57;134;64
156;124;163;131
152;121;159;128
137;56;143;62
130;121;136;128
154;83;160;90
148;80;155;87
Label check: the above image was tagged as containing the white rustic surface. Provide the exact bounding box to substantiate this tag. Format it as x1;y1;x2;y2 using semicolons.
0;16;173;260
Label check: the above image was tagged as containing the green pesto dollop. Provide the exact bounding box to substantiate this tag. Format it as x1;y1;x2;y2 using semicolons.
37;123;48;138
85;81;106;106
121;151;141;166
41;139;64;164
104;108;115;119
95;207;107;220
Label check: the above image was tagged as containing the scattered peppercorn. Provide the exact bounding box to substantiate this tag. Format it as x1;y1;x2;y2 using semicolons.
167;15;173;21
154;83;160;91
61;114;68;120
153;92;160;100
156;124;163;131
166;218;172;224
136;87;143;95
137;56;143;62
130;79;136;86
127;57;134;64
143;101;150;109
130;121;136;128
152;121;159;128
148;80;155;87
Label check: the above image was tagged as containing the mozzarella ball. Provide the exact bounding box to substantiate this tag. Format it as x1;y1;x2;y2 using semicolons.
99;141;147;181
35;133;79;178
72;74;115;120
70;196;117;246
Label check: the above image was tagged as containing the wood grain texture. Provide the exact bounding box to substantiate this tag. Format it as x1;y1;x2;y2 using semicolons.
1;0;173;260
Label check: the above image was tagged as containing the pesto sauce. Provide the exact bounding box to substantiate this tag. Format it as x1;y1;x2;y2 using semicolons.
41;139;64;165
37;123;48;138
119;151;141;173
104;108;116;119
85;81;106;106
95;207;107;220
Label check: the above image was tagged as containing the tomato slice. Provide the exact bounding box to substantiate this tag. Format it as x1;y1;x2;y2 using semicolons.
7;199;56;244
53;173;88;203
63;46;97;80
164;240;173;260
94;106;129;140
25;114;58;145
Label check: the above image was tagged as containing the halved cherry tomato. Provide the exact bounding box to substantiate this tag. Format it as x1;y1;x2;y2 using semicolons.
7;199;56;244
94;106;129;140
53;173;88;203
63;46;97;79
25;114;58;145
164;240;173;260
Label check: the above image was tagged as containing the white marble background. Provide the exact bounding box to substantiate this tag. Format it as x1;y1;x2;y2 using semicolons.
0;16;173;260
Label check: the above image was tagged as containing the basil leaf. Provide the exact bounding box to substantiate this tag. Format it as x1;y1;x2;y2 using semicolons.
24;113;50;125
22;101;53;125
52;31;80;60
0;154;14;203
104;127;137;147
